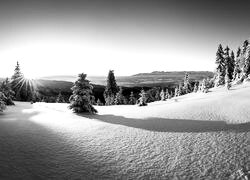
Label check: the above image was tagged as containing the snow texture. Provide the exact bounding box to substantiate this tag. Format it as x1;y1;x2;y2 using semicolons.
0;83;249;179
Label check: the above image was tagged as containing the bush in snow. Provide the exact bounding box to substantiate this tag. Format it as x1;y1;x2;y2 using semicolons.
0;92;6;112
69;73;97;114
138;89;147;106
0;78;15;105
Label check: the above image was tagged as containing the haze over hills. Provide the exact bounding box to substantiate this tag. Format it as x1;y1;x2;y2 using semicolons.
40;71;214;87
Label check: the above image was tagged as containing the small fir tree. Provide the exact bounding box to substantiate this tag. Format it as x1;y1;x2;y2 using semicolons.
183;72;190;94
114;87;126;105
56;92;65;103
11;61;23;100
129;91;136;105
165;89;169;100
225;66;231;90
160;89;165;101
138;89;147;106
69;73;97;113
174;86;179;97
193;82;198;93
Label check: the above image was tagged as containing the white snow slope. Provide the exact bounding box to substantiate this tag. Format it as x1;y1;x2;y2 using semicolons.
0;83;249;180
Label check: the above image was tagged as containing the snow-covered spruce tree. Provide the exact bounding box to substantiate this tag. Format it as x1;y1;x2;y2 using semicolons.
243;44;250;77
11;61;23;100
177;83;183;96
160;89;165;101
225;66;231;90
114;87;126;105
56;92;65;103
0;92;6;112
104;70;118;105
201;79;209;93
69;73;97;113
129;91;136;105
154;89;161;101
193;82;199;93
233;47;242;81
138;89;147;106
224;46;234;81
214;44;225;86
0;78;15;105
183;72;190;94
174;86;179;97
165;89;169;100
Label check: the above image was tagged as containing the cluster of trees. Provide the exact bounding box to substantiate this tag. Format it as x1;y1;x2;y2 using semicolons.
214;40;250;88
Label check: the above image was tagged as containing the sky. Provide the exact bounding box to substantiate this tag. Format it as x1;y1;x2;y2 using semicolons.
0;0;250;78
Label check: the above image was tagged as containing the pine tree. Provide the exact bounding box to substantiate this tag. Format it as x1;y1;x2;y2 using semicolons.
0;78;15;105
11;61;23;100
201;79;209;93
177;83;183;96
224;47;234;80
104;70;118;105
69;73;97;113
160;89;165;101
215;44;225;86
56;92;65;103
154;89;161;101
174;86;179;97
165;89;169;99
138;89;147;106
0;92;6;112
129;91;136;105
183;72;190;94
114;87;126;105
193;82;198;93
243;44;250;76
225;65;231;90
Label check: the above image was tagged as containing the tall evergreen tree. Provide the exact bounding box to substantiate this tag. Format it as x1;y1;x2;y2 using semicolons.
138;89;147;106
11;61;23;100
104;70;118;105
0;78;15;105
215;44;225;86
69;73;97;113
129;91;136;105
225;65;231;90
224;47;234;80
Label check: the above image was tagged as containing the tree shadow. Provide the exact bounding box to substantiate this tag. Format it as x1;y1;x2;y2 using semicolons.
82;114;250;133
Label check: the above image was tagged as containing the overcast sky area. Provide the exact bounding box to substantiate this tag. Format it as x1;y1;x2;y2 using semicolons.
0;0;250;78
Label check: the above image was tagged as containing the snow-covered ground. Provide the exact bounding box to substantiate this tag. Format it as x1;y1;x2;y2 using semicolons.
0;83;249;179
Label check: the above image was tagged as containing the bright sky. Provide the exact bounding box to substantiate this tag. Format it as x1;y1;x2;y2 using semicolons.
0;0;249;78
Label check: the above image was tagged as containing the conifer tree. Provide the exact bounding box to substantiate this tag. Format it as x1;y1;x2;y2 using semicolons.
165;89;169;99
114;87;126;105
201;79;209;93
154;89;161;101
56;92;65;103
11;61;23;100
160;89;165;101
183;73;190;94
0;78;15;105
104;70;118;105
225;65;231;90
138;89;147;106
243;45;250;76
224;47;234;80
69;73;97;113
129;91;136;105
178;83;183;96
0;92;6;112
174;86;179;97
215;44;225;86
193;82;198;93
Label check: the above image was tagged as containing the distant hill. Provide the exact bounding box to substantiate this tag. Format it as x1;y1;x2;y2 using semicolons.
40;71;214;87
